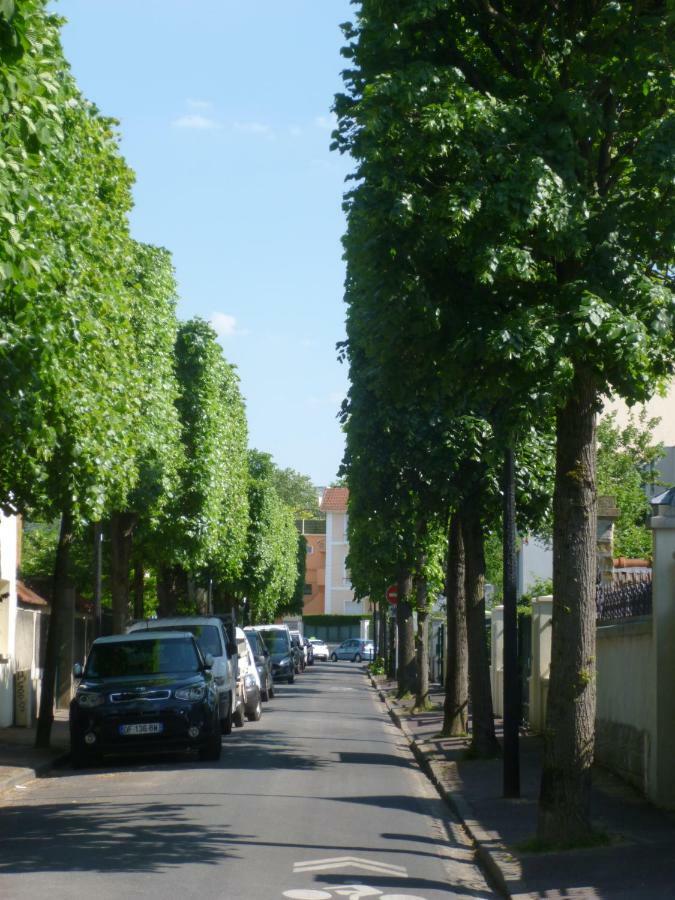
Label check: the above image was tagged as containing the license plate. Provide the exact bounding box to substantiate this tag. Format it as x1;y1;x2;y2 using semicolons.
119;722;163;736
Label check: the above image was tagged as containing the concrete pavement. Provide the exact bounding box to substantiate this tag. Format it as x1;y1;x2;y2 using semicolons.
374;676;675;900
0;662;494;900
0;710;69;796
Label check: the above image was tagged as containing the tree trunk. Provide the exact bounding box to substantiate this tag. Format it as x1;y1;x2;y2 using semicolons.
443;513;469;736
157;564;184;616
110;511;135;634
414;569;430;710
92;522;103;638
538;369;598;844
503;445;521;797
379;600;387;663
133;559;145;621
462;504;500;757
35;508;75;748
386;610;396;679
396;571;416;696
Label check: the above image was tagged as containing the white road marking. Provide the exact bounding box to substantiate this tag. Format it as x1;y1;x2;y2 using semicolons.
293;856;407;876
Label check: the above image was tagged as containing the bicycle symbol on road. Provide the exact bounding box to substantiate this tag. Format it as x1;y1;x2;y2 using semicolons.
282;888;426;900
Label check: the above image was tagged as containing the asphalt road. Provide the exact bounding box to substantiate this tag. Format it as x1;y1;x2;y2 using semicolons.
0;662;494;900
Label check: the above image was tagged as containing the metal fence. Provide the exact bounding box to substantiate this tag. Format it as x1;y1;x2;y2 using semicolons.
596;578;653;621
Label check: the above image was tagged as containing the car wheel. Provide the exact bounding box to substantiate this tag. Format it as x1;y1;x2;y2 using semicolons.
354;653;362;663
199;712;222;761
221;694;233;735
233;700;246;728
268;679;275;699
246;692;262;722
331;652;338;662
288;672;295;684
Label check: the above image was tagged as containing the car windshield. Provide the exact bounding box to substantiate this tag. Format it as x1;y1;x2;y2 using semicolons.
86;639;201;678
146;624;222;658
257;629;289;653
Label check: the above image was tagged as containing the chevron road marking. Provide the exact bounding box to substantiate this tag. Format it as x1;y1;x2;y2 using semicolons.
293;857;408;877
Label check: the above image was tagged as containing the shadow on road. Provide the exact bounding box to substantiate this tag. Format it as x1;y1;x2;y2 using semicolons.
0;799;241;874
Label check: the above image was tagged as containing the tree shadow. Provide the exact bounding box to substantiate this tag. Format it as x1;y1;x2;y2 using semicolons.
0;799;241;874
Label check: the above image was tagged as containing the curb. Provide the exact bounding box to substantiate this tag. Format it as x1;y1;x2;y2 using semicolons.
369;672;521;899
0;751;70;798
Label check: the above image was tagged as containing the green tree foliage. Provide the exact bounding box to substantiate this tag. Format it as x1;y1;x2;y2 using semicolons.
238;451;302;623
336;0;674;843
597;412;665;559
268;464;320;518
162;319;249;587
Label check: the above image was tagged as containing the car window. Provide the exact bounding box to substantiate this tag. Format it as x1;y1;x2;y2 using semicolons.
257;629;290;653
86;638;201;677
147;624;222;658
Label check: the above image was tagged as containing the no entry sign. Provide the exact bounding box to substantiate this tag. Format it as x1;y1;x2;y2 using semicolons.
386;583;398;605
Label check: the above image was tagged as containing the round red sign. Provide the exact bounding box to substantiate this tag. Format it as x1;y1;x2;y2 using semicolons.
386;584;398;605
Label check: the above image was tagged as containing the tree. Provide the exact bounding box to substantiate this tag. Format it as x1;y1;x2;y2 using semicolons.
158;319;249;615
337;0;674;842
597;412;665;559
236;450;302;624
1;4;145;745
108;242;183;632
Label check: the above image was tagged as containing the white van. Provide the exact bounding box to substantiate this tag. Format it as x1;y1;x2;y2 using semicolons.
235;626;262;722
127;616;246;732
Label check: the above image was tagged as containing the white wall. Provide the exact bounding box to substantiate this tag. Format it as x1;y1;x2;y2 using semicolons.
0;512;18;727
517;535;553;596
596;619;655;793
605;383;675;445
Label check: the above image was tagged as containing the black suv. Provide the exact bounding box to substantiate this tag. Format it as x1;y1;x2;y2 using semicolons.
70;631;222;766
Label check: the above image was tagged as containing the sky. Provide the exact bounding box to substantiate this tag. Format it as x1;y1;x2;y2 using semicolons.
55;0;355;486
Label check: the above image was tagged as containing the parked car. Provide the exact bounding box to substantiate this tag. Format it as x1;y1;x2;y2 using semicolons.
244;627;274;701
308;637;329;662
128;616;245;731
251;625;295;683
70;631;222;766
330;638;375;662
290;631;305;673
235;626;262;721
303;637;314;666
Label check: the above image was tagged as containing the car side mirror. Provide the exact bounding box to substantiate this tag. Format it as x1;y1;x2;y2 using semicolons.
263;648;269;658
203;653;214;669
72;662;83;678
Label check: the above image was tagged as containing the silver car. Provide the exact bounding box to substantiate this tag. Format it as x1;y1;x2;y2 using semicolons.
330;638;374;663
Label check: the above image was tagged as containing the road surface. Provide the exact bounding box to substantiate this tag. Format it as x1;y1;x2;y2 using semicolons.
0;661;494;900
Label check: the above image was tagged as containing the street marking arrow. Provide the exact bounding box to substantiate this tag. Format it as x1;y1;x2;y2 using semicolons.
293;857;408;877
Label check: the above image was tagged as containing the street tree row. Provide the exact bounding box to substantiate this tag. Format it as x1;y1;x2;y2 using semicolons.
335;1;674;846
0;1;306;747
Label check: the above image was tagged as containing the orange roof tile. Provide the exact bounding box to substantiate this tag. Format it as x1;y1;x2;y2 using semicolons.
320;487;349;512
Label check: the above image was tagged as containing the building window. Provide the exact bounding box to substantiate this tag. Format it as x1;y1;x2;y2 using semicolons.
303;584;312;595
306;544;314;555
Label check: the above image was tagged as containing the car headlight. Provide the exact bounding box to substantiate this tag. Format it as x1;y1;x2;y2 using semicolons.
244;673;256;689
279;656;291;666
77;692;104;708
175;685;206;701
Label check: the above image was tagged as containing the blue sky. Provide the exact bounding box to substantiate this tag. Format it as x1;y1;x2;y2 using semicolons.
56;0;355;485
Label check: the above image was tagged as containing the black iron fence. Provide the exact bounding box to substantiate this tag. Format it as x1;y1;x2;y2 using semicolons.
596;578;652;621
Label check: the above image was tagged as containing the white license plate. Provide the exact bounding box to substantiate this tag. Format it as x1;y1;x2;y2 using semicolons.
119;722;163;736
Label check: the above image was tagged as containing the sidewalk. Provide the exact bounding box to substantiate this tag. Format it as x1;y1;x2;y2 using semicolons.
0;711;70;797
371;675;675;899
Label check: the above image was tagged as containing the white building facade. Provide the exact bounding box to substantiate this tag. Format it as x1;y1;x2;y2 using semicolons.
0;511;19;726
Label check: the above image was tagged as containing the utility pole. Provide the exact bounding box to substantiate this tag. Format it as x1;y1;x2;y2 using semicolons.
503;446;520;797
